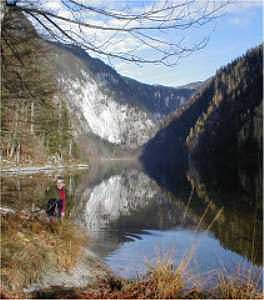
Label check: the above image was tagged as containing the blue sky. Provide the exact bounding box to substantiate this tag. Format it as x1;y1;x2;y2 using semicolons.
114;1;263;87
27;0;263;87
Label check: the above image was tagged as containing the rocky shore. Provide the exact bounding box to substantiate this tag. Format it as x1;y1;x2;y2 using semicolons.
0;163;89;175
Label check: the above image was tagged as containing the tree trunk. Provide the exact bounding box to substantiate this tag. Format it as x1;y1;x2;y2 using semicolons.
30;102;34;134
9;143;15;160
0;0;6;24
69;175;73;195
69;140;72;157
16;143;21;164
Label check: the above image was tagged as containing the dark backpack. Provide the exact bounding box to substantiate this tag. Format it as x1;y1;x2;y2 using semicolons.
46;199;61;217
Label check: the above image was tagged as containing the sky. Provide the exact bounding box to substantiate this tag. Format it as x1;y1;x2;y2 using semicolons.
20;0;263;87
114;1;263;86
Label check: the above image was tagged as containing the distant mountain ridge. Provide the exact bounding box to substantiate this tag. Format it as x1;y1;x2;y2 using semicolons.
176;81;205;90
122;76;200;118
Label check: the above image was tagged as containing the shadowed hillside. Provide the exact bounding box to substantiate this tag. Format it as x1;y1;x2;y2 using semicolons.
141;45;263;176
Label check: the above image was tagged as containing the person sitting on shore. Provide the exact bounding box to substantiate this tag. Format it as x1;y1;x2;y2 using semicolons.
46;176;66;220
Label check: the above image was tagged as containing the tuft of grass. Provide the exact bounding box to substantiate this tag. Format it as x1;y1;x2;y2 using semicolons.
120;260;187;299
214;272;263;299
1;213;88;297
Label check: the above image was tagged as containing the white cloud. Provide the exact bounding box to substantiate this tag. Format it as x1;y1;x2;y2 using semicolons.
43;1;61;11
228;15;250;27
221;1;262;28
223;0;263;13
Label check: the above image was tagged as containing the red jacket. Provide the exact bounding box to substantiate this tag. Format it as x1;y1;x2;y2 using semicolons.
58;187;66;214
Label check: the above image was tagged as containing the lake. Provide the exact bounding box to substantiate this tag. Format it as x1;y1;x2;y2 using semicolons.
1;160;263;289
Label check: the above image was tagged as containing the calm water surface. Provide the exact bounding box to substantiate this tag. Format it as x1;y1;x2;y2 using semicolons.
1;160;263;287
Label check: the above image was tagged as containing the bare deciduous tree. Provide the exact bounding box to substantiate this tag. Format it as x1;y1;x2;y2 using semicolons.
5;0;229;66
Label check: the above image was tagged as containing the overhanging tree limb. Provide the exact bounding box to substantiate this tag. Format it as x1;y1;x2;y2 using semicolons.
5;0;229;66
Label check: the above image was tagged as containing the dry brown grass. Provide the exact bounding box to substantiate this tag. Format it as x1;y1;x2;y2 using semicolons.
31;257;204;299
118;260;186;299
28;256;263;299
1;213;87;297
32;268;263;299
214;272;263;299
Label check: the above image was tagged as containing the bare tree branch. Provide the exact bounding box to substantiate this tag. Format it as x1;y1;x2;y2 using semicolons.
5;0;230;66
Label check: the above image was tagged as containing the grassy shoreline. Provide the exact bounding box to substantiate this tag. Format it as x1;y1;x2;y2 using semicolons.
29;262;263;299
1;212;263;299
1;212;88;298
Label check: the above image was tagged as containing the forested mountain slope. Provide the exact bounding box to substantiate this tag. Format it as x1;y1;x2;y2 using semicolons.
1;10;75;164
186;46;262;164
141;45;263;171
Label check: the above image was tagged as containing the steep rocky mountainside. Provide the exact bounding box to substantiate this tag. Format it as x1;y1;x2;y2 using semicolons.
1;9;198;163
55;44;199;117
48;43;155;150
141;45;263;171
49;43;197;149
122;77;199;117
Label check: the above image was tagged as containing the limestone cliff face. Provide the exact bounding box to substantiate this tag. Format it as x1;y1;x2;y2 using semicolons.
48;43;196;150
51;45;155;149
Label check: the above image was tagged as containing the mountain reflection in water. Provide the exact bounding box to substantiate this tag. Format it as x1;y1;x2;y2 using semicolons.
1;160;262;285
73;161;262;283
